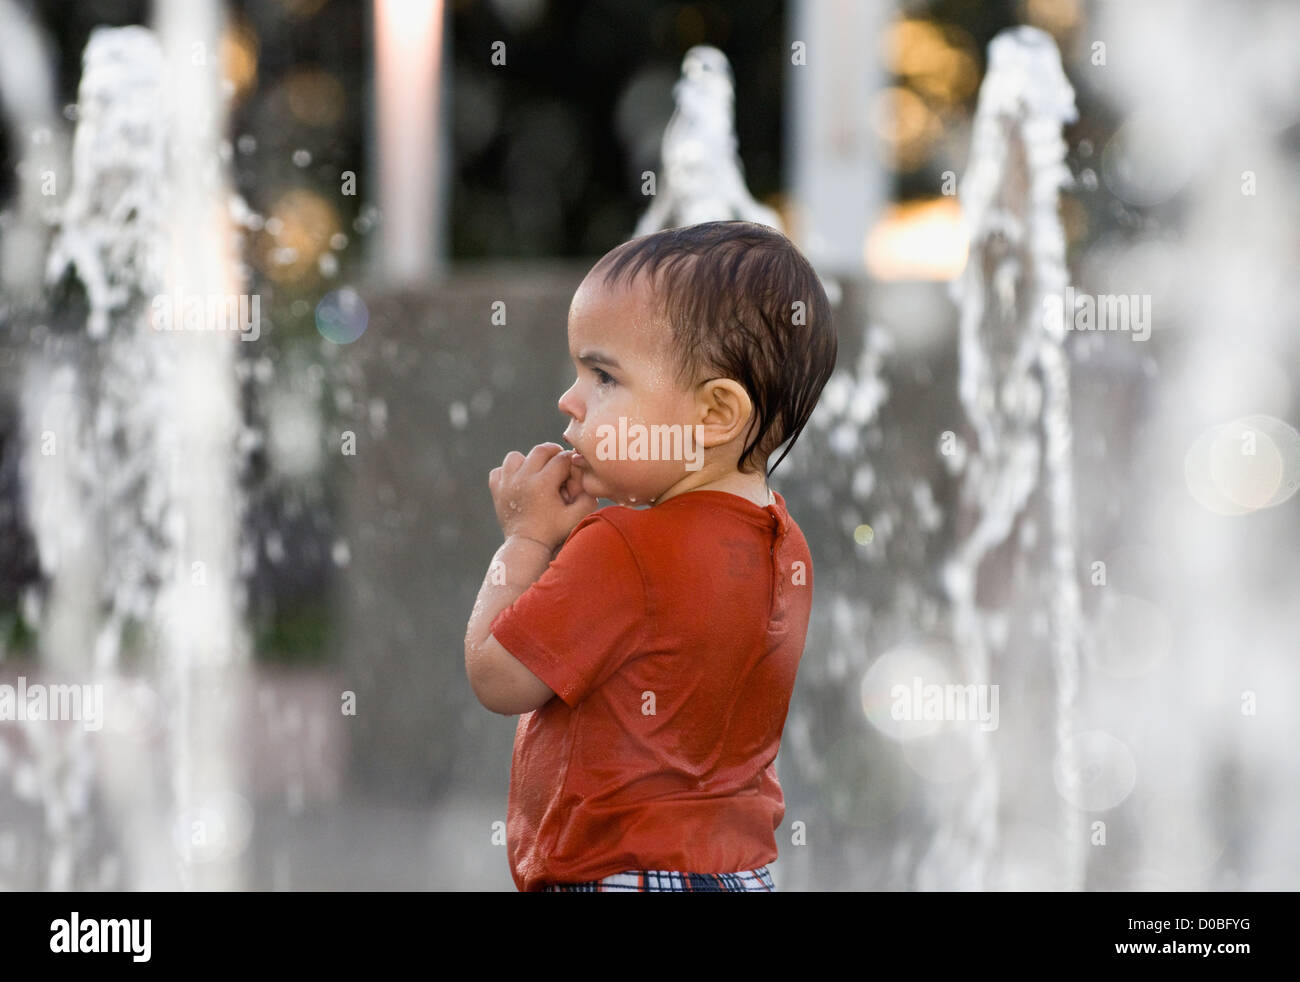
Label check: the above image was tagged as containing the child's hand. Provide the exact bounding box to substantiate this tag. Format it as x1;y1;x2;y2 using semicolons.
489;443;599;551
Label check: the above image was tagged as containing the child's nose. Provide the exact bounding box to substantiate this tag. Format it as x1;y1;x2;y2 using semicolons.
558;381;582;420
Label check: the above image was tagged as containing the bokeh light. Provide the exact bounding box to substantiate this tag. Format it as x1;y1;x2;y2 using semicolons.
860;641;956;741
171;793;254;864
885;19;981;107
221;20;259;105
315;288;370;344
1101;109;1203;207
865;197;968;280
285;69;346;128
1052;731;1138;811
257;189;342;285
1185;415;1300;515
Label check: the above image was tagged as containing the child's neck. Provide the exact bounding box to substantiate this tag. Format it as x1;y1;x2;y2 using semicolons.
655;467;772;509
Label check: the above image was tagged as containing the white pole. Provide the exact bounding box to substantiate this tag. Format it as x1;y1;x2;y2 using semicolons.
374;0;445;283
786;0;891;276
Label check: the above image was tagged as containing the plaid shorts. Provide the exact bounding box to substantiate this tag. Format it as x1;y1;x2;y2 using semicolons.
543;866;775;892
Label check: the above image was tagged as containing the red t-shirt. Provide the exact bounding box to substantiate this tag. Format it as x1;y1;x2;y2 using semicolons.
489;489;814;891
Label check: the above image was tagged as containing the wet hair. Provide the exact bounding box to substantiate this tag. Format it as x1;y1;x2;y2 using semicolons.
591;220;837;477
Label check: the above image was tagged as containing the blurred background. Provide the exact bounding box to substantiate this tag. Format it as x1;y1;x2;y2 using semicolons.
0;0;1297;890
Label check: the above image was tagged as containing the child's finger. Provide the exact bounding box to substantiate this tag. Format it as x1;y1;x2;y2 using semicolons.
561;461;585;503
558;458;576;504
500;450;526;478
537;447;577;488
562;490;600;518
522;443;565;473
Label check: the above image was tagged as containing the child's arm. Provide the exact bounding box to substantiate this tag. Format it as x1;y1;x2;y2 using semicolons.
464;443;598;715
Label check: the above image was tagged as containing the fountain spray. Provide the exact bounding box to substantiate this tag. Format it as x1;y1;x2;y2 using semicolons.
918;26;1084;890
22;4;251;889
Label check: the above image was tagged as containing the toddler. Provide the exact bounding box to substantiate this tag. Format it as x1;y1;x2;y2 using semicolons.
464;220;836;891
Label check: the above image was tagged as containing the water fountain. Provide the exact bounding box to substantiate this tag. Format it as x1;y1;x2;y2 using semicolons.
918;25;1083;891
1078;0;1300;890
635;45;782;235
12;5;250;890
775;24;1086;891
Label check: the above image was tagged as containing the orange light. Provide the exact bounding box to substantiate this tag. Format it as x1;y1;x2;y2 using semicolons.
864;197;968;281
257;189;342;285
221;21;259;104
885;19;981;105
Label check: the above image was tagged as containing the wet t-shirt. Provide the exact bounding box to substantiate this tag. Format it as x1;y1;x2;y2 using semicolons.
489;489;814;892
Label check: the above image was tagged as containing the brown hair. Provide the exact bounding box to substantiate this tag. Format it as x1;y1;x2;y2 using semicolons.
592;220;837;476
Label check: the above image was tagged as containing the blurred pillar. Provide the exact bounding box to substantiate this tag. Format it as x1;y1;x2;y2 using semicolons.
786;0;892;277
371;0;449;284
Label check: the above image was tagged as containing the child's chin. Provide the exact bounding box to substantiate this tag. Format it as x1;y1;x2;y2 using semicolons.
579;471;608;500
581;470;650;506
587;479;637;506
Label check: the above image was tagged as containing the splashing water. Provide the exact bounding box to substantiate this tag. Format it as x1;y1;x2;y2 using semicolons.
19;16;250;889
917;26;1083;890
634;45;782;235
20;25;173;890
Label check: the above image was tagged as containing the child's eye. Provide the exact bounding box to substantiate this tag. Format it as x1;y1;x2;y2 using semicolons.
593;368;615;386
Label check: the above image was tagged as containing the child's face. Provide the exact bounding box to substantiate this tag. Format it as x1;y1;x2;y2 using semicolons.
558;271;702;506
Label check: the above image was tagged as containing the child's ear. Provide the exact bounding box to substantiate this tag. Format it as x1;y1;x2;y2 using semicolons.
696;378;754;447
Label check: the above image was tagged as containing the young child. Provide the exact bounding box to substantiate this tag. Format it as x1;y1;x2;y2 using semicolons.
464;220;836;891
